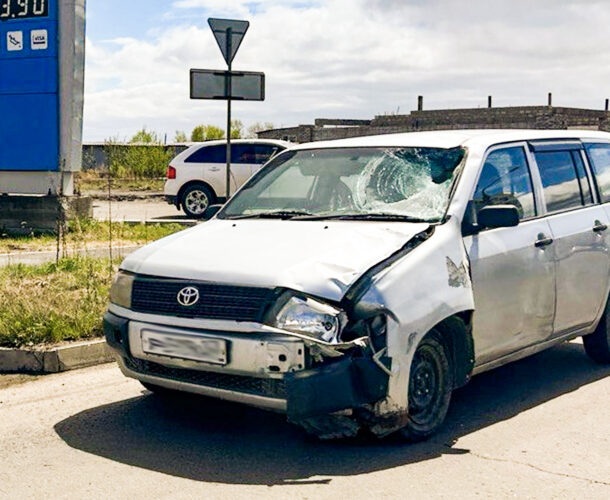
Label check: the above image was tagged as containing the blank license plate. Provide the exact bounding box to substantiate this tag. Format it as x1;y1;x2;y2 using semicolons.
141;330;228;365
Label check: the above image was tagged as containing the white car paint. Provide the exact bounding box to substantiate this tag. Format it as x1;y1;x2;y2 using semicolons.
109;129;610;438
121;219;430;302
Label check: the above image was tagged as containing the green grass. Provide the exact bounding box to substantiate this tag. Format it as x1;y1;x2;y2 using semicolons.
0;257;117;348
0;219;186;253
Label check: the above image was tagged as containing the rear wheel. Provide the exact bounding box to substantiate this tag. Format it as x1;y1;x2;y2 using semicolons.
181;184;214;218
399;329;453;442
583;301;610;364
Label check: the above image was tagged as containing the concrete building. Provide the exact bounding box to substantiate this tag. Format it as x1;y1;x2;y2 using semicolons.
258;102;610;144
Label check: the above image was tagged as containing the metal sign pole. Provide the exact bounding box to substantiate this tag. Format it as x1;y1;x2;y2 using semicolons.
225;28;233;200
195;19;262;203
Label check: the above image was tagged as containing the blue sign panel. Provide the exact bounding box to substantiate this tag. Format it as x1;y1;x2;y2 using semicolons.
0;0;58;171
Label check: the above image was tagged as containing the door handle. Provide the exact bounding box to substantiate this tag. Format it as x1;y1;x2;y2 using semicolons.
209;167;221;172
593;220;608;232
535;235;554;248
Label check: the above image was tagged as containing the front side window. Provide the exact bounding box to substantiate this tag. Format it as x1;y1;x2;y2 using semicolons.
586;143;610;202
231;144;256;164
254;145;282;164
473;147;536;219
219;147;466;221
535;151;589;213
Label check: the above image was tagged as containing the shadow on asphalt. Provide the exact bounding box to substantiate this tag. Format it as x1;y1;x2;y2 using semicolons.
54;342;609;485
149;215;196;222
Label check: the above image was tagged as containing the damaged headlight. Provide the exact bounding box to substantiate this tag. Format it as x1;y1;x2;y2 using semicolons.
272;295;347;344
109;270;134;309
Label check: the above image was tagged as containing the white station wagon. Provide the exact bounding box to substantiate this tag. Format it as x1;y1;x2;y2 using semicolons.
106;129;610;441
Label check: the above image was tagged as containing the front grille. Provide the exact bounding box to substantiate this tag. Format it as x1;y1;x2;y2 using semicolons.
131;276;275;321
126;357;287;399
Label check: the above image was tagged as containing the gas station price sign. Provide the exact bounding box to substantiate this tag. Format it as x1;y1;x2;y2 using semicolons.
0;0;48;21
0;0;85;194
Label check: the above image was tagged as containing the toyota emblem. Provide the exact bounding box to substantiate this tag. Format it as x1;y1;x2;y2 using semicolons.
177;286;200;307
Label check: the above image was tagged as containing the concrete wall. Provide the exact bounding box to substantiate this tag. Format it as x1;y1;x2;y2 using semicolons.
258;106;610;143
0;195;92;233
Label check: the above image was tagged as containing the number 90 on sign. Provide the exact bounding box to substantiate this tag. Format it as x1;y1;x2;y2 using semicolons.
0;0;48;21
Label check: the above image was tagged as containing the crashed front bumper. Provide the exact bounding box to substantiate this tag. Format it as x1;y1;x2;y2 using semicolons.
103;311;389;419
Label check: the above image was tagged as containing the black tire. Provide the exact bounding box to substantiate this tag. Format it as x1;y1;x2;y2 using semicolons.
398;329;453;442
583;302;610;364
181;184;214;218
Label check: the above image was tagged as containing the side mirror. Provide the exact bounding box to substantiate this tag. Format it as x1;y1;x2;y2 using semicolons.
202;204;223;221
477;205;520;229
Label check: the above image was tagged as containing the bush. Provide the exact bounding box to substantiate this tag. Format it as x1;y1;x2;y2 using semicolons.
104;141;173;179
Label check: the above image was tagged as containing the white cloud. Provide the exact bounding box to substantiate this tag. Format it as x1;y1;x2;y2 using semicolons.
84;0;610;141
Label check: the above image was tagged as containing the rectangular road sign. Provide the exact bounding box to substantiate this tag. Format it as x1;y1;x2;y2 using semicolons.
190;69;265;101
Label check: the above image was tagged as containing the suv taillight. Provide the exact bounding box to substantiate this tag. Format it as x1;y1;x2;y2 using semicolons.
167;166;176;179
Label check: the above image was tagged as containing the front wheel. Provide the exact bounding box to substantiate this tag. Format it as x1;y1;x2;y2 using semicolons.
583;302;610;364
181;184;214;218
398;329;453;442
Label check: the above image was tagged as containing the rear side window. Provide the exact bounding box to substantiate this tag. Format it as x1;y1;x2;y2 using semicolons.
473;147;536;219
185;144;281;164
534;151;593;213
586;143;610;202
185;145;225;163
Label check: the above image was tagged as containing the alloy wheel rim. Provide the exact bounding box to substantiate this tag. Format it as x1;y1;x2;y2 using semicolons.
185;190;209;214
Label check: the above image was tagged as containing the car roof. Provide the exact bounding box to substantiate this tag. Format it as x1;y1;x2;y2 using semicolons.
289;129;610;151
185;139;291;149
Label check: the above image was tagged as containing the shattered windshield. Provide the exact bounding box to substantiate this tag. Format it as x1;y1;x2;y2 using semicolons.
219;147;466;221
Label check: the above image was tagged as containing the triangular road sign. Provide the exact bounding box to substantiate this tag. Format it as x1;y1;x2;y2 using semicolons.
208;18;250;66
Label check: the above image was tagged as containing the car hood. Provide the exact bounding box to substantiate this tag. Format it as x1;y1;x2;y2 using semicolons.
121;219;430;302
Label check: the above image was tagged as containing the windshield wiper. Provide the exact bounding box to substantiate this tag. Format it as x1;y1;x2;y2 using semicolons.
294;213;431;222
225;210;314;220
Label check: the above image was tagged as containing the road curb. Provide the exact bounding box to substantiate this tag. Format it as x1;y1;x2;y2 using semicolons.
0;339;115;374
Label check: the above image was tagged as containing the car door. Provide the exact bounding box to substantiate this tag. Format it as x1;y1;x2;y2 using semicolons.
531;142;610;335
464;144;556;366
184;144;227;196
229;144;258;193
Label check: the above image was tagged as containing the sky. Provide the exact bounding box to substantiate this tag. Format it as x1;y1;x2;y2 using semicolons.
83;0;610;142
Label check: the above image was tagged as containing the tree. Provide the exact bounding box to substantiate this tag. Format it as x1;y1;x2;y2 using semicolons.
246;122;275;138
174;130;188;142
206;125;225;140
230;119;243;139
191;124;226;142
129;127;158;144
190;125;205;142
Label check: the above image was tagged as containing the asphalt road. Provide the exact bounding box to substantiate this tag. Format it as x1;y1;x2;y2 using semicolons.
1;341;609;499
